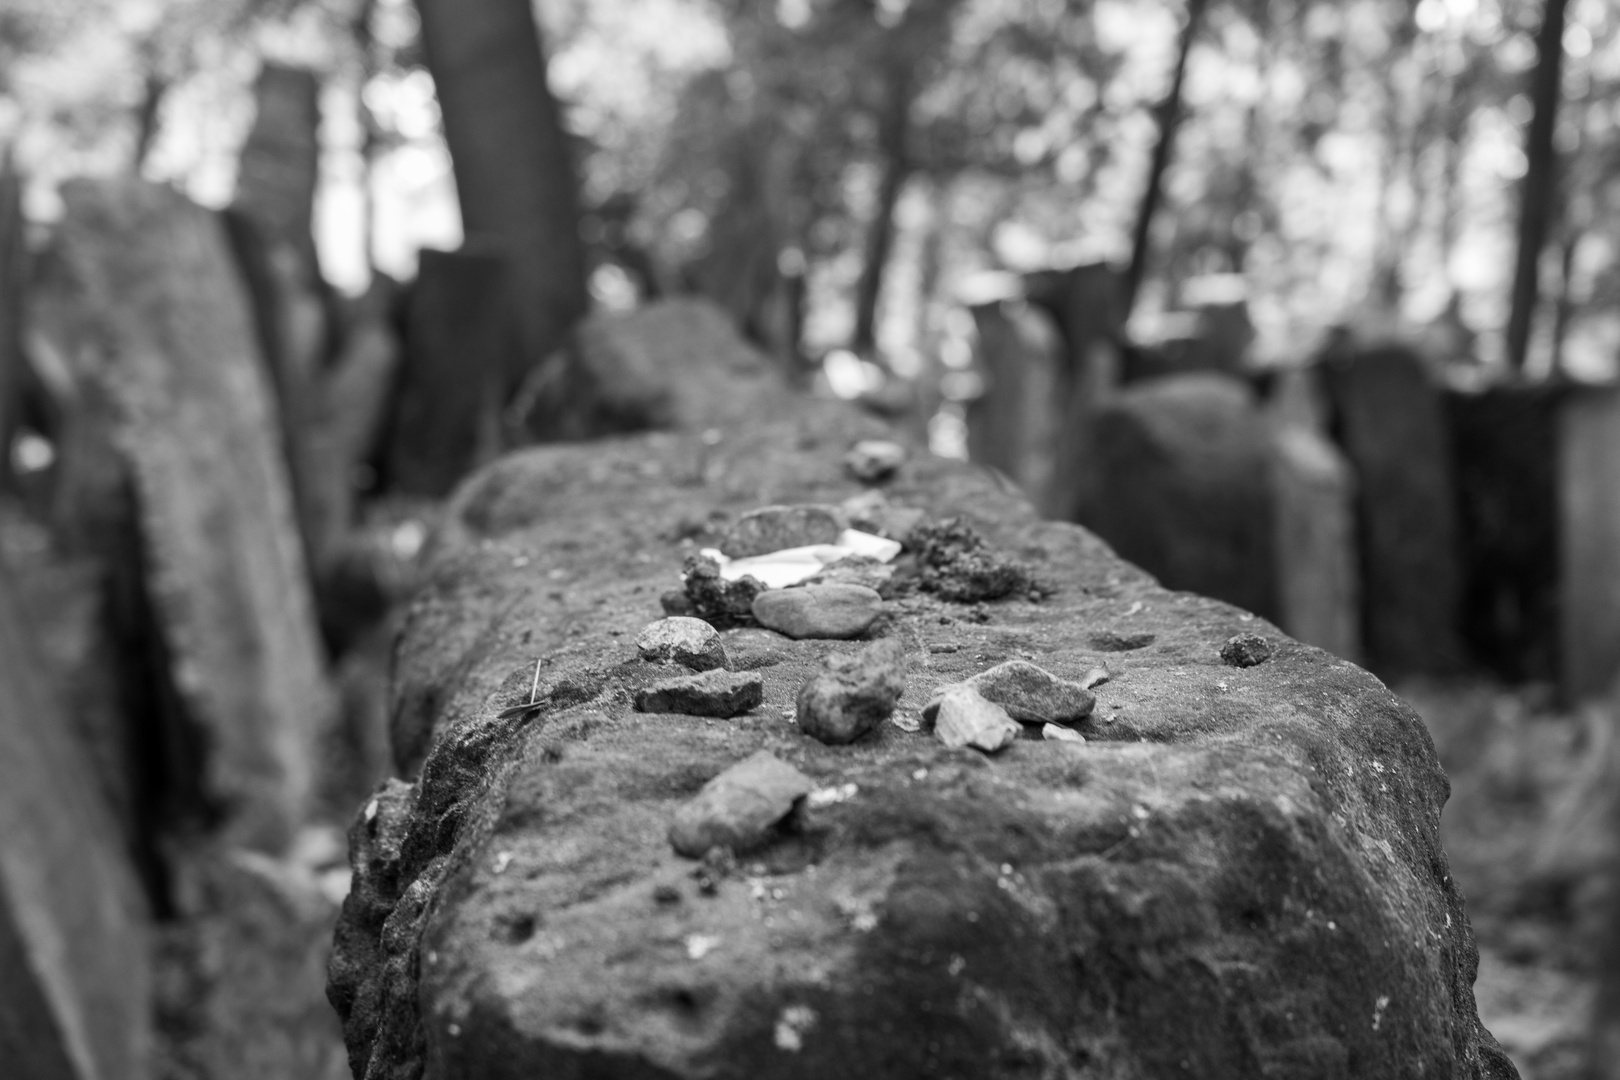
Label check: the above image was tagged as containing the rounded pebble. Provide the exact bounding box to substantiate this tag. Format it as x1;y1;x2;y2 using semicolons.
636;616;728;671
752;584;883;640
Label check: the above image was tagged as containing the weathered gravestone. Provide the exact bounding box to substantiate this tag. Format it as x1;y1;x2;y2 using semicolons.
1077;372;1277;623
234;63;322;269
964;298;1063;515
1447;386;1563;687
386;246;512;497
1559;385;1620;702
1269;423;1360;662
0;557;150;1080
1321;341;1465;679
54;179;333;853
329;302;1516;1080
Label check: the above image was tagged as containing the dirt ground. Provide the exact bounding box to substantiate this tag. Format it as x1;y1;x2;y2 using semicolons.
1403;679;1615;1079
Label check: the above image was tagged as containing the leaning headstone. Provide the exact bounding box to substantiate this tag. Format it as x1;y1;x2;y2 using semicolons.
0;557;150;1080
1559;385;1620;701
1449;385;1562;685
1268;423;1359;661
1022;261;1122;520
1079;372;1276;621
965;298;1064;514
55;178;332;853
1322;341;1464;678
385;244;512;496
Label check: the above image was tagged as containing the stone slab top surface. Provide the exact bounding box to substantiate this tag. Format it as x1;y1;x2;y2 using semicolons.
329;303;1517;1080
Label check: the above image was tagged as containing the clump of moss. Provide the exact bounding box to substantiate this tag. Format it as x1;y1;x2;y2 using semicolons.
906;518;1048;603
679;554;765;627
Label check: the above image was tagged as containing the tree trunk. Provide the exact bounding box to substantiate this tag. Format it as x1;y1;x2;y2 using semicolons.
415;0;589;397
1504;0;1569;374
1122;0;1208;322
851;62;914;357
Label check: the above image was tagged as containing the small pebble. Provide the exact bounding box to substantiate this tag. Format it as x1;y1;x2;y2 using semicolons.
928;643;960;654
669;751;814;858
1079;667;1111;690
923;660;1094;725
1042;723;1085;743
660;590;697;617
933;686;1020;753
720;505;846;558
796;638;907;745
1220;633;1273;668
653;884;682;905
752;584;883;640
636;616;728;671
635;669;763;718
844;439;907;483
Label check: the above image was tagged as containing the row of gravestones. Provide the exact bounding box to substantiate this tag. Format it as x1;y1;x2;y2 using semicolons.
967;267;1620;702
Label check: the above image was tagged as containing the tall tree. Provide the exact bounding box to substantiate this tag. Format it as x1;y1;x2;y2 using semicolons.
1122;0;1210;322
1504;0;1570;373
415;0;589;396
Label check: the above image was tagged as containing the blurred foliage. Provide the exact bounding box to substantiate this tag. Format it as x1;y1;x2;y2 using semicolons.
1;0;1618;375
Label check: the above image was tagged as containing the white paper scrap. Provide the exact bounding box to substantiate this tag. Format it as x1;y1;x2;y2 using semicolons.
700;529;901;589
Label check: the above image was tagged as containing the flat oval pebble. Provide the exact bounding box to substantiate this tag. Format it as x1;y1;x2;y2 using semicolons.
796;638;907;745
719;504;846;558
923;659;1094;725
668;751;814;858
751;584;883;640
634;669;763;719
933;686;1020;753
636;616;728;671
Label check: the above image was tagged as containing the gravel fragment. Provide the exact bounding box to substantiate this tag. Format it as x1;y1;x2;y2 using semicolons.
1042;723;1086;743
844;440;907;483
923;659;1095;726
933;686;1020;753
1220;633;1273;668
683;554;766;627
668;751;815;858
752;584;883;640
795;638;907;745
636;616;728;671
634;669;764;718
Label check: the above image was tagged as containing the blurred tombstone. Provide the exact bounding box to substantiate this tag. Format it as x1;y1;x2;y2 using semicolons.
1179;274;1254;375
385;245;512;496
306;276;401;566
1268;423;1359;661
1559;385;1620;702
1078;372;1276;621
0;159;22;475
1322;340;1464;678
226;65;333;571
1448;385;1563;686
55;178;332;854
416;0;589;394
1023;262;1123;520
234;64;321;270
0;556;151;1080
965;296;1063;515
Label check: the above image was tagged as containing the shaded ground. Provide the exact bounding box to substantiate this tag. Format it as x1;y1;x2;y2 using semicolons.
1404;679;1615;1080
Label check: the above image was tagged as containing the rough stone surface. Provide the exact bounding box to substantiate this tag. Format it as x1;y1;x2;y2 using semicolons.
932;685;1020;753
908;517;1044;603
751;584;883;640
843;439;907;483
719;504;846;558
634;670;763;719
330;302;1518;1080
794;638;907;745
636;616;728;672
1222;632;1275;668
682;554;766;628
668;751;814;858
923;659;1095;726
